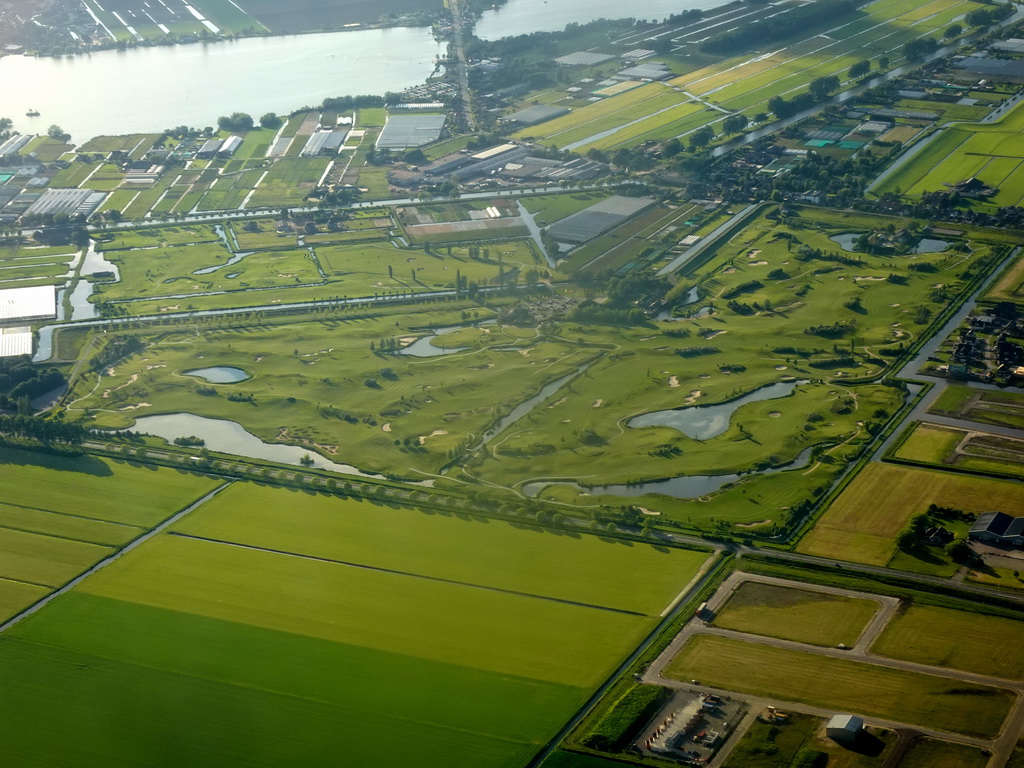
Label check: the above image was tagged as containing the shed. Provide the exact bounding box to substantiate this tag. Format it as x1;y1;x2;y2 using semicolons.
826;714;863;744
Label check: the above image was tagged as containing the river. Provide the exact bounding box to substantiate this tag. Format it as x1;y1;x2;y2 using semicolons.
0;27;442;141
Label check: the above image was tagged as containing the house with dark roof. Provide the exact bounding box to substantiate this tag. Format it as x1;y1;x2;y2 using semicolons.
969;512;1024;547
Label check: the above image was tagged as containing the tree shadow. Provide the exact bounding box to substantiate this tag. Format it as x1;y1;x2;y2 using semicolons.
0;445;113;477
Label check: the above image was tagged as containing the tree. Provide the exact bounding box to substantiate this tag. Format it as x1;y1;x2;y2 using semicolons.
662;137;682;158
688;126;715;151
259;112;282;129
848;59;871;79
722;113;749;134
965;8;992;27
944;23;963;39
217;112;254;132
47;124;70;143
878;55;890;70
809;75;840;101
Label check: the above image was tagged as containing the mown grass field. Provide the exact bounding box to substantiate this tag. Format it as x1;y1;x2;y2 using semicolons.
0;447;218;621
897;738;990;768
893;422;1024;478
872;604;1024;680
0;495;673;768
172;482;709;616
713;581;878;647
665;634;1014;738
799;463;1024;565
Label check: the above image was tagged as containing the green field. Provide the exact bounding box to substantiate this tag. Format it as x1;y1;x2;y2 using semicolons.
724;713;894;768
172;482;710;615
0;491;676;768
892;421;1024;478
799;463;1024;565
664;634;1014;738
872;603;1024;680
896;738;989;768
929;385;1024;430
713;581;878;647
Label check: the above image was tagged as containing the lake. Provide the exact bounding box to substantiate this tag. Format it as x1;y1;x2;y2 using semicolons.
0;0;725;141
0;27;442;141
476;0;725;38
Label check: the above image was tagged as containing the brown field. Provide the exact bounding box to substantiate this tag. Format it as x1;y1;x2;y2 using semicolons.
987;254;1024;301
799;463;1024;565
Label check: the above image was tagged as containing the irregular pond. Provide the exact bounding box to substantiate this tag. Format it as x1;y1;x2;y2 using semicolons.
183;366;250;383
193;251;251;275
628;380;808;441
913;238;950;254
522;446;815;500
127;412;426;482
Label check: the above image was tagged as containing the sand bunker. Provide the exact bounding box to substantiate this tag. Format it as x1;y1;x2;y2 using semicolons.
593;399;603;407
382;423;392;432
768;411;782;418
668;376;680;388
418;429;448;445
118;402;152;411
684;390;702;405
750;260;768;266
775;365;788;370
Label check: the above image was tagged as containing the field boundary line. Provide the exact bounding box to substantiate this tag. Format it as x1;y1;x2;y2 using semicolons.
0;481;233;636
168;532;648;616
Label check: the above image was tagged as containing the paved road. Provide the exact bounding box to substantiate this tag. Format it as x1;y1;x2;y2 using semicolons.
641;572;1024;768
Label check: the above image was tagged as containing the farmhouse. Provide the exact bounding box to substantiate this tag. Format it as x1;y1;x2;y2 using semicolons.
970;512;1024;547
826;714;863;744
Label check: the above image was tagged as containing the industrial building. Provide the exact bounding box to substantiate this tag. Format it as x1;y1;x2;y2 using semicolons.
422;143;529;181
554;51;614;67
0;285;57;326
826;714;863;744
504;104;571;127
0;134;33;160
376;114;447;150
546;195;657;243
22;188;108;219
970;511;1024;547
301;130;348;156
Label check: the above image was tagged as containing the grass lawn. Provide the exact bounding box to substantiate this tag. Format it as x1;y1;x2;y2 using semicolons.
540;752;640;768
723;713;894;768
896;738;989;768
929;385;1024;430
891;422;962;464
872;603;1024;680
966;566;1024;591
799;464;1024;565
172;483;709;616
664;635;1014;738
713;581;878;647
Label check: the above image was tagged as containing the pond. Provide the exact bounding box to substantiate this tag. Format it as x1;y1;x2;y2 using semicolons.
183;366;250;383
397;325;471;357
830;233;950;254
522;446;816;499
628;380;807;440
127;412;424;481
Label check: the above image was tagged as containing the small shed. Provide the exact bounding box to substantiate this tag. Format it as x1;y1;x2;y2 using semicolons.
826;714;863;744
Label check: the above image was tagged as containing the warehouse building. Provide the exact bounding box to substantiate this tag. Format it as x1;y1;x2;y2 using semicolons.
376;114;447;150
301;130;348;156
546;195;657;243
827;714;863;745
504;104;571;127
0;285;56;359
22;188;108;219
970;511;1024;547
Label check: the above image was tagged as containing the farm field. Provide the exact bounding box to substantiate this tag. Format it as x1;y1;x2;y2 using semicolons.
891;421;1024;478
664;634;1014;738
723;713;895;768
896;738;989;768
0;492;672;768
512;0;989;152
172;482;710;615
713;581;878;647
987;251;1024;302
876;96;1024;206
0;447;219;622
872;603;1024;680
929;385;1024;430
798;463;1024;565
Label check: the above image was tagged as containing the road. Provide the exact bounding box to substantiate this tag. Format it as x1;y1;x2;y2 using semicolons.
641;572;1024;768
446;0;476;131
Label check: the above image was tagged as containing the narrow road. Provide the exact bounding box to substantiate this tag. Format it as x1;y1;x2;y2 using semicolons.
446;0;476;131
642;572;1024;767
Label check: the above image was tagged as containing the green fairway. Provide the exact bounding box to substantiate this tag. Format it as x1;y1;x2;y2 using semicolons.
872;604;1024;680
713;581;878;647
664;634;1014;738
172;483;708;615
